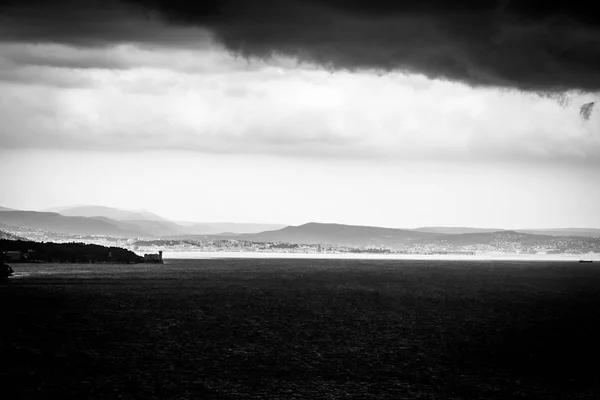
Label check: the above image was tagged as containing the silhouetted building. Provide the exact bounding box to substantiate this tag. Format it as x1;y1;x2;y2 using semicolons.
143;251;163;263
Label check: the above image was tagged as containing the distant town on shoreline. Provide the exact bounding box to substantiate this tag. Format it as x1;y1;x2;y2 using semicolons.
1;205;599;259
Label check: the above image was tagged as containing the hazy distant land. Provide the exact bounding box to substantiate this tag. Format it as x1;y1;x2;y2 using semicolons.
1;205;600;259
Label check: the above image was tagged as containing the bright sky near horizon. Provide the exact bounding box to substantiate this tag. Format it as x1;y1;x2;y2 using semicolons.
1;1;599;229
1;149;599;229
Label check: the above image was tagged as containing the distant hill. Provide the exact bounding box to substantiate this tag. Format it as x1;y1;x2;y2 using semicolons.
3;205;600;243
240;223;600;248
239;222;437;247
414;227;505;234
223;223;599;250
222;225;600;253
40;206;286;235
516;229;600;238
416;230;553;246
42;205;168;222
0;211;145;238
0;209;284;239
415;227;600;238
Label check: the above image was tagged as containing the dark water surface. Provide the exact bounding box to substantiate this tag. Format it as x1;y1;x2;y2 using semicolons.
2;259;600;399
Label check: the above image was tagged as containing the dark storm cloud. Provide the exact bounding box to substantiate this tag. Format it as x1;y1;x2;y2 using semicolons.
1;0;600;92
0;0;210;48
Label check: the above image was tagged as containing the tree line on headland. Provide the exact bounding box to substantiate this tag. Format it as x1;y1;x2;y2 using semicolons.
0;239;143;264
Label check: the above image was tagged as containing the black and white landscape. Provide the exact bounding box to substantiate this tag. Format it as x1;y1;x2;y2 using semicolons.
1;1;600;231
2;205;600;256
1;1;600;398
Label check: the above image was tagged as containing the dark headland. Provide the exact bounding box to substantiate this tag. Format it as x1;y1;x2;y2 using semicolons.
1;239;144;264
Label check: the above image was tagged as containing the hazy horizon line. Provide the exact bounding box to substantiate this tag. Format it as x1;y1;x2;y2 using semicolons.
1;204;600;231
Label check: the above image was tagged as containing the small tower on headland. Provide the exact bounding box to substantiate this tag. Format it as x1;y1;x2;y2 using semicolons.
143;250;164;264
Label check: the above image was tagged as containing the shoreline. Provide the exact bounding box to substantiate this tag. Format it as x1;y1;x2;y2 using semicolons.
160;251;600;262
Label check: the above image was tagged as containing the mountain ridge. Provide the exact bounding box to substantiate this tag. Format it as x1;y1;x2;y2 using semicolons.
40;205;288;235
0;211;144;238
41;205;168;222
237;222;441;247
2;206;600;244
140;223;600;255
0;209;288;238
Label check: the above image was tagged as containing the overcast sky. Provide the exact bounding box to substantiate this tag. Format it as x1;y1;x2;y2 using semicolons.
1;0;599;228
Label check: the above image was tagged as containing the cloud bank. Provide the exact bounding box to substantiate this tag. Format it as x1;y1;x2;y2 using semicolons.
1;0;600;92
1;50;598;163
1;0;599;164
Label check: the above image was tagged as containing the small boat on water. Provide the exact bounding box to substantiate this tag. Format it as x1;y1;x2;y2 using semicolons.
579;260;594;263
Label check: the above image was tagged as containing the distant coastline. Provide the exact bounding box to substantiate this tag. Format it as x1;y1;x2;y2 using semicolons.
3;207;600;260
161;251;600;262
